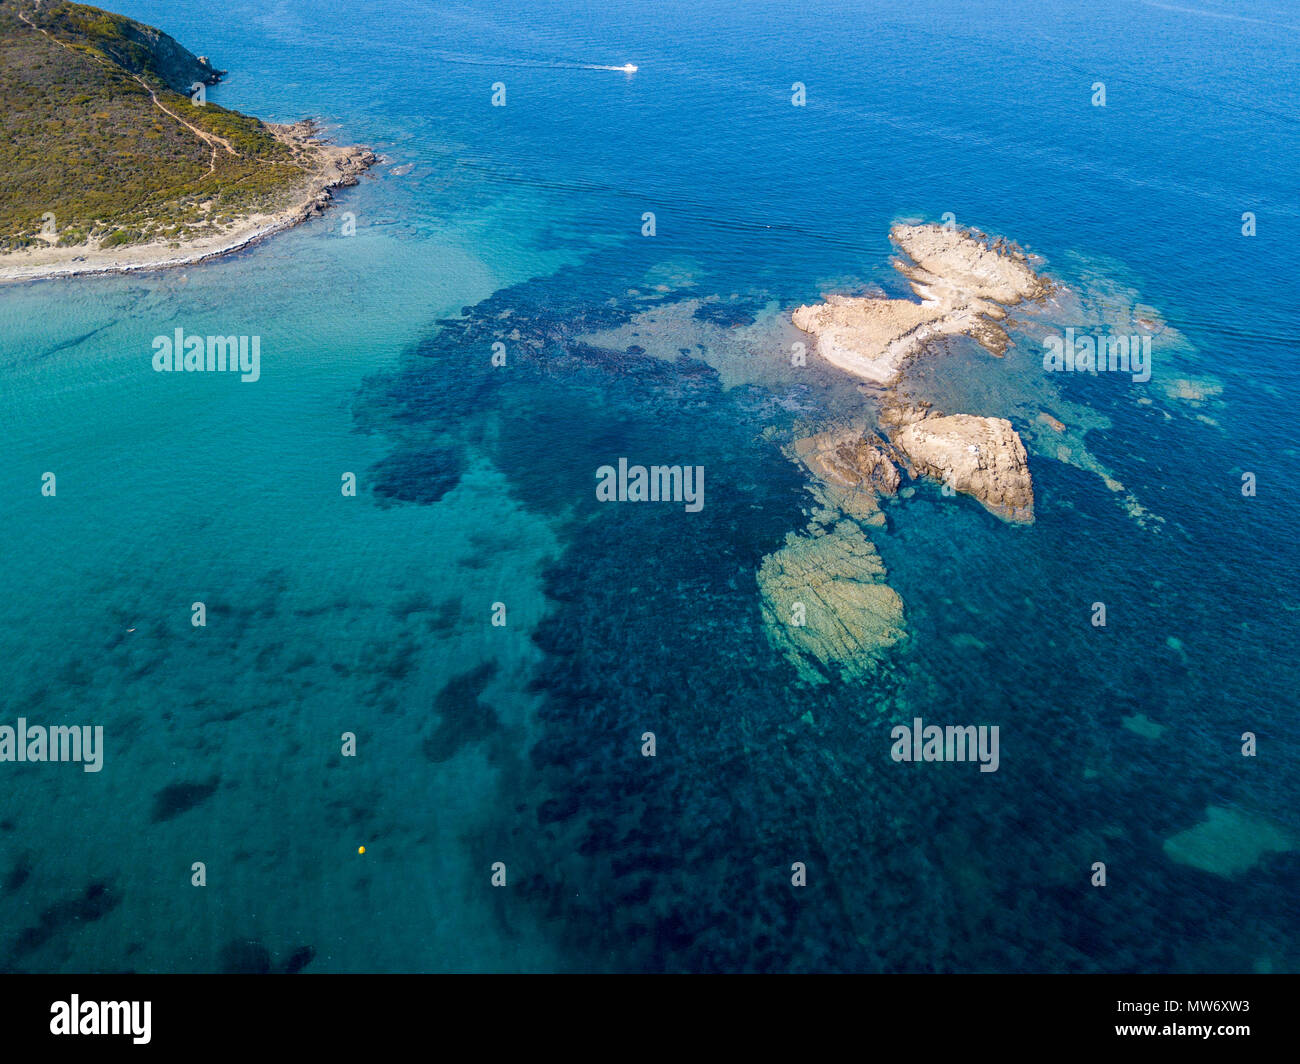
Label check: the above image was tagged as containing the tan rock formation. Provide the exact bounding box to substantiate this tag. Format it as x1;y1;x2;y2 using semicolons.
793;427;899;502
757;521;906;684
760;222;1048;684
891;413;1034;523
790;223;1050;384
891;223;1047;307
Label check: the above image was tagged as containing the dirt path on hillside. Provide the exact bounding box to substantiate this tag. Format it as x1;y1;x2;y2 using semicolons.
17;6;237;173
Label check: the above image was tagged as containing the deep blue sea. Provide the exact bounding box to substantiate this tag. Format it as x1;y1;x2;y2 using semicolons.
1;0;1297;972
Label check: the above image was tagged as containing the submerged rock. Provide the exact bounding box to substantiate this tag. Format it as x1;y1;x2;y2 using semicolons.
793;428;900;495
791;427;899;523
757;520;906;684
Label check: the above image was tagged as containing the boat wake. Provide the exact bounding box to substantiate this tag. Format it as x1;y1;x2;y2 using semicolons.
426;50;636;73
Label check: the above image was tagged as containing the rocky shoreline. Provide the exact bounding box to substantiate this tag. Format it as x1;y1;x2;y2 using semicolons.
0;120;377;285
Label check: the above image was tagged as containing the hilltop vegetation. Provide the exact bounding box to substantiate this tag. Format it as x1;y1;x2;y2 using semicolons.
0;0;316;251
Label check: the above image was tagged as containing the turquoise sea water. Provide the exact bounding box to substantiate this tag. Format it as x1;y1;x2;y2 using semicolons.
1;0;1297;972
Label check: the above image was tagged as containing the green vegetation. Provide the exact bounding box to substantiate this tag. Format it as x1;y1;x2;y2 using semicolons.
0;0;313;251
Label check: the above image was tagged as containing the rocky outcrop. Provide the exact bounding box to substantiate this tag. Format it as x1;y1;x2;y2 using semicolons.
273;119;378;182
116;21;226;91
267;120;377;220
791;222;1050;385
761;221;1045;685
791;293;945;384
789;222;1043;523
890;412;1034;523
891;223;1047;307
802;430;899;495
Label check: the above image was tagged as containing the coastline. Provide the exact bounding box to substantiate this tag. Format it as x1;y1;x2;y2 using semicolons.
0;121;377;285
